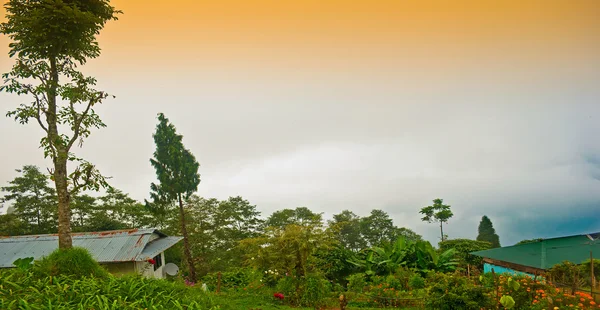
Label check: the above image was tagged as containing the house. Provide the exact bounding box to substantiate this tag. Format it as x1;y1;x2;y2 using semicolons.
471;232;600;277
0;228;182;279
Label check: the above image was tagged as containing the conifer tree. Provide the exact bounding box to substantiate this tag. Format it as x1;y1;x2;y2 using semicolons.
476;215;501;248
147;113;200;282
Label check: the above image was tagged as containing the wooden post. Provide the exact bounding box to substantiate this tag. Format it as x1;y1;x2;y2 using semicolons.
492;269;499;310
339;294;348;310
217;271;222;293
591;251;595;299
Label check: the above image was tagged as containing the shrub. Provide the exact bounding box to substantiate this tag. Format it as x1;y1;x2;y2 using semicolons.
300;274;332;307
409;274;425;289
274;274;332;307
426;273;491;310
202;267;261;291
347;273;367;293
32;247;109;279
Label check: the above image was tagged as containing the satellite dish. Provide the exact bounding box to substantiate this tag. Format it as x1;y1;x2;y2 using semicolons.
163;263;179;276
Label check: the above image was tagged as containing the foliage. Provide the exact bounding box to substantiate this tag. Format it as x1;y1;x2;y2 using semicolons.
31;247;109;279
275;273;332;307
0;165;57;234
425;272;491;310
240;223;333;280
420;198;453;242
347;273;368;292
1;0;120;249
477;215;501;248
359;209;399;247
0;270;218;309
202;267;262;291
314;244;359;285
350;236;458;276
12;257;34;271
408;274;425;289
147;113;201;281
438;238;492;271
265;207;323;229
329;210;366;251
580;258;600;287
481;273;599;310
548;261;587;294
515;238;543;245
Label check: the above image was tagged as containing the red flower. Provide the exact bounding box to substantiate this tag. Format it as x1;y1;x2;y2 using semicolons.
147;259;156;265
273;292;284;300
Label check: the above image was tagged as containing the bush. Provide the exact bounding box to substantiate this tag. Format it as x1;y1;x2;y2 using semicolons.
202;267;261;291
426;273;491;310
274;274;332;307
32;247;109;279
347;273;367;293
408;274;425;289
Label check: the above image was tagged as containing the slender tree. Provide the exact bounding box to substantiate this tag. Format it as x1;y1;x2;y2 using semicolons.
420;198;453;242
476;215;501;248
147;113;201;282
1;0;120;248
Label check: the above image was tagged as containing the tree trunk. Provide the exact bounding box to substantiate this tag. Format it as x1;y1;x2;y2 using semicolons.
55;153;72;249
178;193;196;282
48;57;72;249
440;222;444;242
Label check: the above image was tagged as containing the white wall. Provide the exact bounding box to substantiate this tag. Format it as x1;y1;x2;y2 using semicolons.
135;252;166;279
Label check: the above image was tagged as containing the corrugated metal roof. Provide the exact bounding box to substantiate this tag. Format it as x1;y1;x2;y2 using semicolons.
471;232;600;270
138;237;183;261
0;228;182;268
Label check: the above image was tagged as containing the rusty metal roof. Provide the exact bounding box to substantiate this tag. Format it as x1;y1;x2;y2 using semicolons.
0;228;182;268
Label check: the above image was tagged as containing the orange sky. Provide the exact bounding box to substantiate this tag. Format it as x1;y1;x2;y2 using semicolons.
1;0;599;74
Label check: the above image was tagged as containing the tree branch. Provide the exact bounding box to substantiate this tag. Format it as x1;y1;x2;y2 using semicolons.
66;93;101;150
20;84;49;133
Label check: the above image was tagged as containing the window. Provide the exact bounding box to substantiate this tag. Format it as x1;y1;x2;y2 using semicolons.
153;254;163;271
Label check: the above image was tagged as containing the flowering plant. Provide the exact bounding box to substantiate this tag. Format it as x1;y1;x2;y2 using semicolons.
147;259;156;265
273;292;284;300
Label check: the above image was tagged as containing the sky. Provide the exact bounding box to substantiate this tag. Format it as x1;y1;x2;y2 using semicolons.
1;0;600;245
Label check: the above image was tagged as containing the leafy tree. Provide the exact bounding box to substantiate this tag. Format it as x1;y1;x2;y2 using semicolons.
265;207;322;229
0;210;25;236
240;223;333;281
97;187;153;229
1;165;57;234
396;227;422;242
185;196;219;275
476;215;501;248
420;198;453;242
359;209;398;247
70;194;97;232
328;210;366;251
1;0;120;248
438;239;492;271
147;113;201;282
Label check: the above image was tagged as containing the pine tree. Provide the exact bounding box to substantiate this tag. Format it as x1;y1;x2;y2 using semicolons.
476;216;501;248
147;113;201;282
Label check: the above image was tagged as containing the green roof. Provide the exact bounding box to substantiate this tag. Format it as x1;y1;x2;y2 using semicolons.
471;232;600;270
